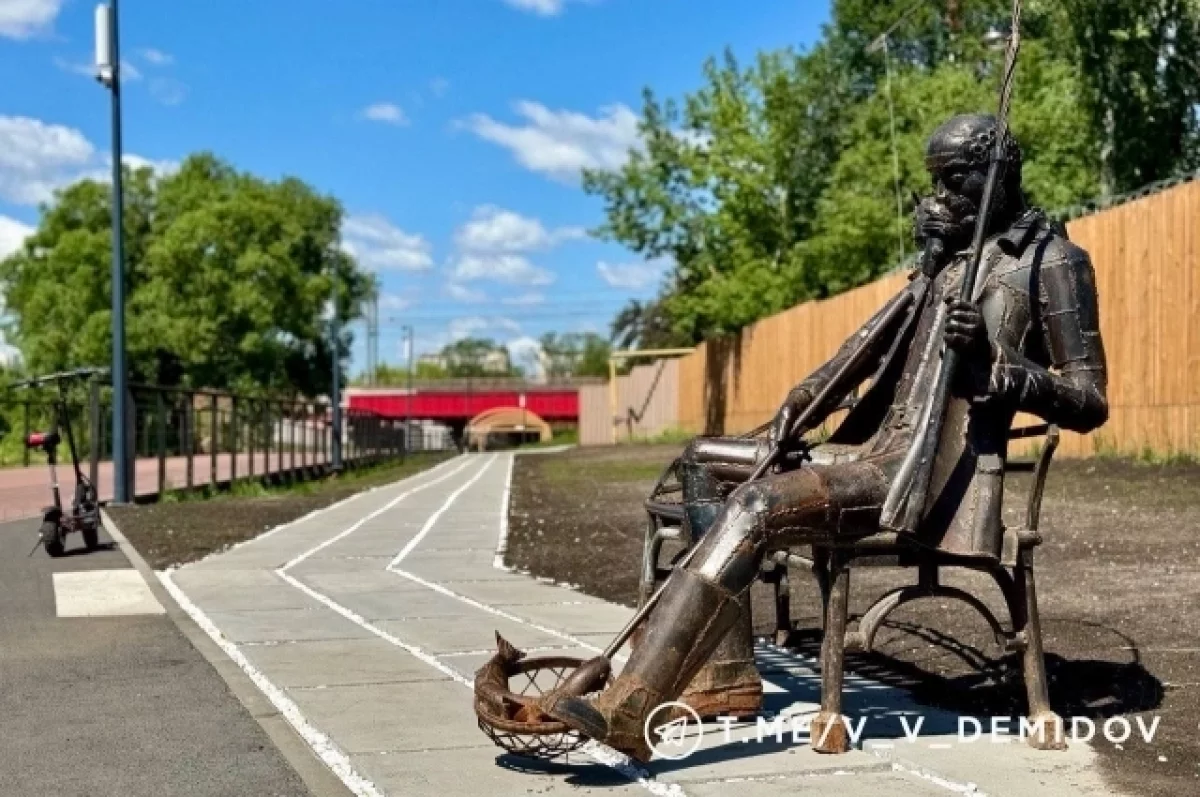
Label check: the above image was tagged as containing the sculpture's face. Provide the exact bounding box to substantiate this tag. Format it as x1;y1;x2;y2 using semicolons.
919;113;1023;249
926;164;986;245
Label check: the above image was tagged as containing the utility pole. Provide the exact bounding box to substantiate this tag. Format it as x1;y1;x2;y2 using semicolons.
95;2;130;503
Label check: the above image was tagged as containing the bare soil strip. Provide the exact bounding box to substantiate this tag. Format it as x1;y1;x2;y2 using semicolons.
505;445;1200;797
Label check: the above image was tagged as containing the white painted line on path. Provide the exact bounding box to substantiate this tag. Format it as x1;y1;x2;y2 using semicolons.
281;457;476;571
196;454;465;564
159;569;385;797
492;452;516;570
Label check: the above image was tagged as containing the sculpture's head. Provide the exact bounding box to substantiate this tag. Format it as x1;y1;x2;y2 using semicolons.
918;113;1025;250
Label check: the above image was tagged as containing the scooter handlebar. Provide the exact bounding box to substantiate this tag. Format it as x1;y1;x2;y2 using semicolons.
8;367;109;389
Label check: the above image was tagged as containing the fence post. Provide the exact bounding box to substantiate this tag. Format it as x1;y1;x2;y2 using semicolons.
261;401;270;481
89;380;100;490
210;394;218;489
301;403;309;474
289;403;296;477
127;391;137;499
156;389;167;496
184;395;194;491
22;400;30;467
248;400;256;479
276;402;284;476
320;405;328;469
230;395;239;484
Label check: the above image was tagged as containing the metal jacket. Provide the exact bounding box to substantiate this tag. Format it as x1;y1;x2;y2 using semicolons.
786;210;1109;557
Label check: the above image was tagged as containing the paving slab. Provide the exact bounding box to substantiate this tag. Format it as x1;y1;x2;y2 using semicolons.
242;637;453;688
350;747;645;797
291;680;488;753
683;770;949;797
204;607;373;643
375;613;569;654
163;452;1121;797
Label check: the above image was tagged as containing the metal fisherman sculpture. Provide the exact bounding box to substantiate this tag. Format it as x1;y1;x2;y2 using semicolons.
537;107;1110;769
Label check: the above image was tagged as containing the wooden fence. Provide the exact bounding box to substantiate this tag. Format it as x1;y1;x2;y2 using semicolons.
580;358;680;445
678;177;1200;458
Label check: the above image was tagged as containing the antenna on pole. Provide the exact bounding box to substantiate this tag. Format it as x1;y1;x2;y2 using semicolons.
94;4;114;87
865;1;924;264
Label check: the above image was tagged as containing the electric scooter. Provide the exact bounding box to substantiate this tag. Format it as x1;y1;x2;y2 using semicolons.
10;368;107;557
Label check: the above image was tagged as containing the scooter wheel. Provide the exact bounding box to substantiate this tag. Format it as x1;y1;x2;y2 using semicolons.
41;520;65;558
82;522;100;551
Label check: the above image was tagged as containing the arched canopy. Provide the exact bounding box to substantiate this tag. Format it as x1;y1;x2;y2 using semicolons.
465;406;552;449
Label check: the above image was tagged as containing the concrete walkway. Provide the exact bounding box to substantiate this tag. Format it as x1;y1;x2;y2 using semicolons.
161;453;1119;797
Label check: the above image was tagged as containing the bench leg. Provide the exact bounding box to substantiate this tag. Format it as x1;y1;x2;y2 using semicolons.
773;563;791;646
811;554;851;754
1015;549;1067;751
639;518;666;608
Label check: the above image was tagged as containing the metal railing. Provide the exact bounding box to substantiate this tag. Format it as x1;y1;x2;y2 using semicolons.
1;378;453;521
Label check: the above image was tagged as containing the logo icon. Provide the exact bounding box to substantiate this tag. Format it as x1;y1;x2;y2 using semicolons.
644;701;704;760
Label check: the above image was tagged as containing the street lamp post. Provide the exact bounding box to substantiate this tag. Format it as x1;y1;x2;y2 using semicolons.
403;325;414;456
330;287;343;472
95;1;130;503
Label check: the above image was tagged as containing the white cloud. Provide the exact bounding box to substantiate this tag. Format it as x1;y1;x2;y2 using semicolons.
463;101;640;182
448;315;522;341
501;292;545;306
596;259;667;290
149;77;187;106
502;0;563;15
0;115;96;205
455;205;584;253
379;293;412;311
430;77;450;98
120;154;179;175
362;102;409;126
450;253;554;286
0;0;63;40
446;283;489;303
54;56;142;82
342;214;433;271
138;47;174;66
0;215;34;259
506;335;545;379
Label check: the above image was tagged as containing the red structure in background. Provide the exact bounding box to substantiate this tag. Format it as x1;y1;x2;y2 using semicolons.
346;385;580;423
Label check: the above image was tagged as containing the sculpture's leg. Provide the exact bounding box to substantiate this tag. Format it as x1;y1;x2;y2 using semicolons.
811;553;851;754
543;460;889;761
672;438;766;720
1014;547;1067;750
672;598;761;720
541;566;748;762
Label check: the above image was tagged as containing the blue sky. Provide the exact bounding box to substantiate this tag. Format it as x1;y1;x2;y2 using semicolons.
0;0;831;375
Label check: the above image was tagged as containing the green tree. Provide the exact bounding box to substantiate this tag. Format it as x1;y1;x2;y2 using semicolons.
439;338;517;378
0;154;375;397
585;45;858;341
801;42;1099;295
1051;0;1200;193
539;332;612;378
589;0;1119;342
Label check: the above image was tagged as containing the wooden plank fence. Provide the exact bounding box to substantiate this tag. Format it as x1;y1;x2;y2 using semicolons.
676;178;1200;458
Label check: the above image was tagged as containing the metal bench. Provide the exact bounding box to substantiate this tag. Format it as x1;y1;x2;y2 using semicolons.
640;423;1065;752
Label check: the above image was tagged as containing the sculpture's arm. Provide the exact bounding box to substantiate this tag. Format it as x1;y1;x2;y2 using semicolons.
985;247;1109;433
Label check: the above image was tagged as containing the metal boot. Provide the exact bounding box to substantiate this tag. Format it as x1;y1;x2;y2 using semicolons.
674;600;761;720
541;568;746;762
665;449;763;720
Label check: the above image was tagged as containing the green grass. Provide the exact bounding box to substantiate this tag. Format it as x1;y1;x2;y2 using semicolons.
159;452;454;504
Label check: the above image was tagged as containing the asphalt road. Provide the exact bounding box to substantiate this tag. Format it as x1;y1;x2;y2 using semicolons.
0;517;316;797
